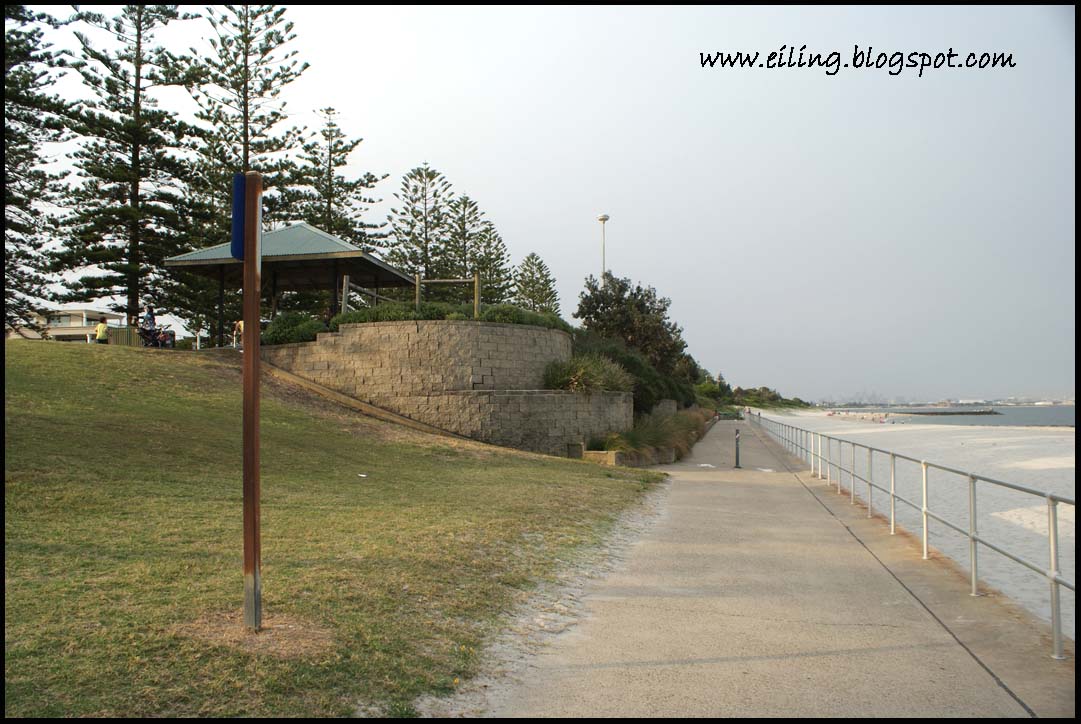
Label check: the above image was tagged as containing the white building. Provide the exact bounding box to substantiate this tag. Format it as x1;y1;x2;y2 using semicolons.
6;307;127;343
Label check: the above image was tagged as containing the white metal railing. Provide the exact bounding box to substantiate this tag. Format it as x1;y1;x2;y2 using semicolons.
748;412;1075;660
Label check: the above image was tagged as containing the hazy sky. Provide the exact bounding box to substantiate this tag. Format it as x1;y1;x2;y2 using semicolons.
35;6;1075;402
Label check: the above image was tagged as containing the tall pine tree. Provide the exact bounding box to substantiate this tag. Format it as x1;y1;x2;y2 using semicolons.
474;221;514;304
385;163;453;282
291;107;387;250
187;4;309;228
513;252;560;315
4;5;70;334
52;5;200;324
442;194;485;302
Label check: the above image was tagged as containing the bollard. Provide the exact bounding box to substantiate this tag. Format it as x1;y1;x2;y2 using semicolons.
734;428;741;469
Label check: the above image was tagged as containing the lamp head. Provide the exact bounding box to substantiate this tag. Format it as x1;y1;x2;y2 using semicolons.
597;214;610;223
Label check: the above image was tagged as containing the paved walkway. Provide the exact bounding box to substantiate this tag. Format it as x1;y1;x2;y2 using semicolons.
485;420;1073;717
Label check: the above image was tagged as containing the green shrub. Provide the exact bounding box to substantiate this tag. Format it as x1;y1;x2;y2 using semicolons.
543;353;634;393
604;408;711;460
328;301;573;334
478;304;573;333
445;312;468;321
572;330;694;413
262;312;328;345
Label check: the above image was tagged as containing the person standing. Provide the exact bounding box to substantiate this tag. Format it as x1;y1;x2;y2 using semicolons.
95;316;109;344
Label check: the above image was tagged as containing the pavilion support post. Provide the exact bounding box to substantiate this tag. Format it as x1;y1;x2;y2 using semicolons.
330;261;340;316
270;270;278;319
473;271;480;319
415;273;420;310
375;281;380;306
217;264;225;348
341;274;350;314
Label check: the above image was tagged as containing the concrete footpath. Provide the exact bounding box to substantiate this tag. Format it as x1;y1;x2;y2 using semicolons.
483;420;1075;718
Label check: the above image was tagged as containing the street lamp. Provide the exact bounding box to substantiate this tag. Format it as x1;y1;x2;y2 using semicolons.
597;214;609;284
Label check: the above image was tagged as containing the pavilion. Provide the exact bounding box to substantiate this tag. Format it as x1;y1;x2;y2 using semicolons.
164;222;414;346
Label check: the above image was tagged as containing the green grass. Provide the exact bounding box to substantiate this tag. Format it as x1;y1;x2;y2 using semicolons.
4;341;661;717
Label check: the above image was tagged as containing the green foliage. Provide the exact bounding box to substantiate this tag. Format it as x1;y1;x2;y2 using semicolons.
731;385;809;408
287;107;387;251
261;312;327;345
575;272;687;376
543;354;634;393
52;5;201;324
328;302;573;334
604;408;711;460
478;304;572;332
573;330;694;414
4;5;70;334
513;252;560;315
444;312;468;321
384;163;453;283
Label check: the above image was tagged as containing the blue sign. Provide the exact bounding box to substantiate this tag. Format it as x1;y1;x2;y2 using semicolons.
231;173;246;260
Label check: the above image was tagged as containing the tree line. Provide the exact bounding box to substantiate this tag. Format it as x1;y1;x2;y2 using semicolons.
5;4;561;340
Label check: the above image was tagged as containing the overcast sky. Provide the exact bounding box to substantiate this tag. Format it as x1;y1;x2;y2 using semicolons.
35;5;1075;402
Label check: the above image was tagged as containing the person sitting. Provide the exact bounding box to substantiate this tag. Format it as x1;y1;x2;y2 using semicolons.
141;305;157;331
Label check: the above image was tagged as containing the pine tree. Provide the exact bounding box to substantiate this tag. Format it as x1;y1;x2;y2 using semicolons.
174;4;308;339
473;221;514;304
51;5;200;325
442;195;485;302
513;252;560;315
4;5;70;334
291;107;387;250
385;163;454;282
187;4;309;230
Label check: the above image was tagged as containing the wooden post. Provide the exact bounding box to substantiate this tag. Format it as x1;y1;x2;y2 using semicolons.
241;172;263;631
217;265;225;348
415;273;420;310
331;261;340;316
341;274;350;314
270;269;278;319
473;271;480;319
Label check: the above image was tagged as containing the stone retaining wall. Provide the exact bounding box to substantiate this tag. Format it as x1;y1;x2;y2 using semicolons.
261;320;631;456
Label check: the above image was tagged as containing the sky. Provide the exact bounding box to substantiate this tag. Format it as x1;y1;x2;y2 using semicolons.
31;6;1076;403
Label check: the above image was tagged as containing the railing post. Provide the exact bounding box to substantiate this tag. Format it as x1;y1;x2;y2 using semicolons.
1047;497;1064;660
968;474;979;596
867;447;873;518
850;442;856;505
921;462;929;559
826;437;832;486
889;453;896;535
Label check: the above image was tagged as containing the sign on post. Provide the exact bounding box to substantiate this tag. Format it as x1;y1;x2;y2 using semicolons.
232;172;263;630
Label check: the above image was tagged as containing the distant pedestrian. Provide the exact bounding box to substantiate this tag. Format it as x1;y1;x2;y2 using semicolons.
233;319;244;349
95;317;109;344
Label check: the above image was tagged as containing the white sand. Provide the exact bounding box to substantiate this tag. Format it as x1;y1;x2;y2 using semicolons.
760;410;1076;640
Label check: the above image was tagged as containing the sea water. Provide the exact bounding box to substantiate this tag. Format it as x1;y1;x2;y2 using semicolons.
760;410;1076;640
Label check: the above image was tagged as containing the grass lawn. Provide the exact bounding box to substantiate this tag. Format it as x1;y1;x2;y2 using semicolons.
4;341;661;717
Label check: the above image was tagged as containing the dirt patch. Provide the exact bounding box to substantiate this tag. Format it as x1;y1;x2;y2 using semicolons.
172;610;335;660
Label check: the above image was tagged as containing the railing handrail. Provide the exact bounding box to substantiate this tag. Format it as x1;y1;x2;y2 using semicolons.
747;411;1074;660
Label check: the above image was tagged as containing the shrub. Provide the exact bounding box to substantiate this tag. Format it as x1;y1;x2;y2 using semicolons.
572;330;694;413
328;301;573;334
262;312;328;345
543;353;634;393
604;408;711;460
445;312;468;321
478;304;573;333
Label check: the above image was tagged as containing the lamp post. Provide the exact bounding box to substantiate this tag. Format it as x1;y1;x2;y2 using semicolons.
597;214;610;284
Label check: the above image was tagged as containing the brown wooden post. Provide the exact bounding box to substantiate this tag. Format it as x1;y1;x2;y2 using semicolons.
473;271;480;319
217;265;225;347
270;269;278;319
241;172;263;631
415;273;420;310
341;274;350;314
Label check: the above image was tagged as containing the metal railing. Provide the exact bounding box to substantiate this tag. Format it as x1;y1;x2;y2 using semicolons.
748;412;1075;660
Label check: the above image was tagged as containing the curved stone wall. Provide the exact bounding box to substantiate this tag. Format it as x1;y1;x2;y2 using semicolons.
261;320;632;456
262;320;571;403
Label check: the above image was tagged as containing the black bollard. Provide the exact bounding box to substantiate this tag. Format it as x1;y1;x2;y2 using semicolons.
734;428;741;469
